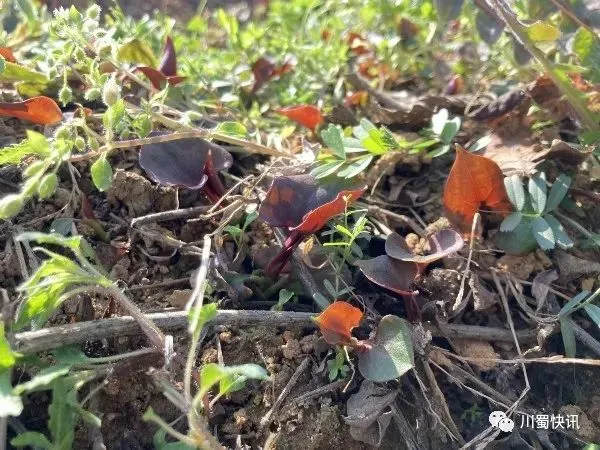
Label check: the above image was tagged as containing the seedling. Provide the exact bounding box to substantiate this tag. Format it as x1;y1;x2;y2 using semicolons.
426;108;462;157
356;229;464;319
496;172;573;253
224;207;259;249
558;286;600;357
313;302;415;383
313;120;406;179
327;348;350;381
139;137;233;202
135;36;187;89
258;174;364;278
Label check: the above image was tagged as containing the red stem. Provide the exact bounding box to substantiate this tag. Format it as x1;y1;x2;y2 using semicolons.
265;230;305;278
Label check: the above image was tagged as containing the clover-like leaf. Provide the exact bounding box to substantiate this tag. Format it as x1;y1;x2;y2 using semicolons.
545;214;573;249
357;315;414;382
532;216;555;250
313;301;363;346
443;145;512;235
500;212;523;232
528;172;547;215
258;174;364;233
276;105;324;130
545;174;571;213
355;256;418;296
495;215;538;254
0;96;62;125
139;137;232;190
504;174;525;211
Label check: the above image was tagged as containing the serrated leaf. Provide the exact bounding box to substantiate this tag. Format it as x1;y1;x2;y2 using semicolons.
358;315;414;382
337;155;373;178
504;175;525;211
545;174;571;212
528;173;547;214
532;216;555;250
0;130;50;166
321;124;346;159
526;21;560;43
545;214;573;249
500;212;522;232
91;156;113;192
559;316;576;357
0;61;48;84
495;215;537;254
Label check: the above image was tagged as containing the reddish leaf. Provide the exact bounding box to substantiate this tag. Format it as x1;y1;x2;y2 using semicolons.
158;36;177;77
251;56;295;93
344;90;368;107
443;145;512;235
258;174;365;233
385;229;464;265
276;105;323;130
0;96;62;125
398;17;420;40
135;66;167;89
139;136;232;189
0;47;17;63
346;31;371;56
356;256;419;296
313;301;363;346
444;75;464;95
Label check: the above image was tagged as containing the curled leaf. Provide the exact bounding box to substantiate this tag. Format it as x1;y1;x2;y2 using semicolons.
139;137;232;189
276;105;323;130
259;174;364;233
158;36;177;76
385;229;464;265
134;66;186;90
355;256;418;296
313;301;363;346
443;145;511;235
0;96;62;125
251;56;295;92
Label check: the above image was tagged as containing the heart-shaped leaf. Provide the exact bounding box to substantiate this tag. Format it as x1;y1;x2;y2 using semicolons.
358;315;414;382
139;137;232;189
355;256;418;296
443;145;512;235
258;174;364;233
0;96;62;125
276;105;323;130
313;301;363;346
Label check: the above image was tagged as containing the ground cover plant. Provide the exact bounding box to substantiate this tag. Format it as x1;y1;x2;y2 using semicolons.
2;0;600;448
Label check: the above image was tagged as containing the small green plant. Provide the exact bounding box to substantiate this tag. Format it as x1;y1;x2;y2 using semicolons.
312;120;408;179
425;108;462;157
558;286;600;357
223;207;259;249
496;172;574;253
272;288;296;311
327;348;350;381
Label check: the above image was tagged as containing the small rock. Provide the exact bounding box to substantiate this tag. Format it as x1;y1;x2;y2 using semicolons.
165;289;192;308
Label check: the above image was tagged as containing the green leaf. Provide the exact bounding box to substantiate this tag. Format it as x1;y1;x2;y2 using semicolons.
532;216;555;250
427;144;451;158
560;290;589;317
0;323;17;369
214;121;249;139
321;124;346;159
13;365;70;395
311;160;345;179
48;377;76;449
102;99;126;130
11;432;52;448
358;315;414;382
224;225;242;236
573;28;600;82
274;289;294;310
439;117;461;144
504;175;525;211
584;304;600;331
354;119;398;155
528;173;547;214
313;292;330;310
545;174;571;212
49;218;73;236
0;370;23;417
0;61;47;84
0;130;50;166
526;21;560;42
495;215;538;255
188;303;217;338
118;38;158;67
38;173;58;200
500;212;522;232
431;108;449;136
91;156;113;192
545;214;573;249
337;155;373;178
198;362;268;400
559;316;576;357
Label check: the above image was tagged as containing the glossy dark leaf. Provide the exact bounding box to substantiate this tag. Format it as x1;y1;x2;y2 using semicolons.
385;229;463;265
158;36;177;77
0;96;62;125
313;301;363;346
139;137;232;189
276;105;324;130
259;174;364;233
475;9;503;45
355;256;418;296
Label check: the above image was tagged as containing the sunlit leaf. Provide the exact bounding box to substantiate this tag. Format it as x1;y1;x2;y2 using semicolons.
504;175;525;211
532;216;555;250
0;61;47;84
545;214;573;249
118;38;157;67
526;21;560;43
91;156;113;192
0;96;62;125
528;173;547;214
356;256;418;296
313;301;363;346
0;371;23;418
276;105;323;130
500;212;523;232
